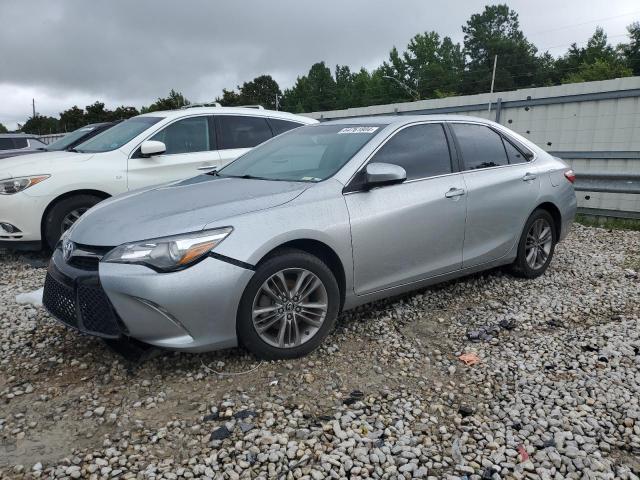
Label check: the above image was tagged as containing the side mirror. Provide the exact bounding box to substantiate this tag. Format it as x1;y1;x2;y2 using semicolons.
364;162;406;188
140;140;166;157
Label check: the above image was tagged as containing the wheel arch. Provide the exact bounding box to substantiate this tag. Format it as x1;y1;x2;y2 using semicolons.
40;189;111;240
257;238;347;311
534;201;562;240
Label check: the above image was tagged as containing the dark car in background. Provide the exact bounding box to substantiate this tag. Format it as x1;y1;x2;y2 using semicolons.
41;122;119;153
0;122;118;160
0;134;47;159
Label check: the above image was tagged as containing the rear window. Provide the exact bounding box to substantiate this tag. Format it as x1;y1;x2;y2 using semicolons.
452;123;509;170
269;118;304;136
216;115;273;149
0;138;14;150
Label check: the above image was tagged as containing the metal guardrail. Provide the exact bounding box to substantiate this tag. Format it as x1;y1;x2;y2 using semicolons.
574;173;640;195
38;133;66;145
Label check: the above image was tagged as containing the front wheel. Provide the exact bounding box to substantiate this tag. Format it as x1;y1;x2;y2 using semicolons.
43;194;103;250
510;209;556;279
236;249;340;360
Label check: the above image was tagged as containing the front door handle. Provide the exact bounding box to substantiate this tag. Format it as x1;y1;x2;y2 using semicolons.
445;187;466;198
522;172;537;181
197;165;217;171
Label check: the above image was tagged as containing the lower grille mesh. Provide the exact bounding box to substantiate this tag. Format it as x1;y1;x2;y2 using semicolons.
43;273;77;328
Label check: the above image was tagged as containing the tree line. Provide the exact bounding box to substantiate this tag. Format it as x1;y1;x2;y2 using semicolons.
4;4;639;135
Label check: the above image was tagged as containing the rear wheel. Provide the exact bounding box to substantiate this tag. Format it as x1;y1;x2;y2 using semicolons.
43;194;103;250
510;209;556;278
237;249;340;359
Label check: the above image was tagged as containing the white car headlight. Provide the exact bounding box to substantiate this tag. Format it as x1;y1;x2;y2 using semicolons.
102;227;233;272
0;175;50;195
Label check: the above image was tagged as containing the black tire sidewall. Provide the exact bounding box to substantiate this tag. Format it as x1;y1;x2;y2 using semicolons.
44;195;102;250
237;250;340;360
514;209;556;278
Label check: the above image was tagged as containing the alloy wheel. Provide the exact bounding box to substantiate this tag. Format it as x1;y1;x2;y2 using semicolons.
525;218;553;270
61;208;89;233
252;268;328;348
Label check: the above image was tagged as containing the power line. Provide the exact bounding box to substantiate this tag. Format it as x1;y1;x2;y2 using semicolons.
530;10;640;36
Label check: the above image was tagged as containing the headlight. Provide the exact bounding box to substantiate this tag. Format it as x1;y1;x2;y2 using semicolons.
102;227;233;272
0;175;50;195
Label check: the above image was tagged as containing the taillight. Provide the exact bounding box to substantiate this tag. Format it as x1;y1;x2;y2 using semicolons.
564;169;576;184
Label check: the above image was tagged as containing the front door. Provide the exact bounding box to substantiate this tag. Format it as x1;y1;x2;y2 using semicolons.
344;123;467;295
127;115;220;190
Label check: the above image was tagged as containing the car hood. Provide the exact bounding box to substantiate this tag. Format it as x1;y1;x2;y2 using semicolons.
0;150;95;178
70;175;310;246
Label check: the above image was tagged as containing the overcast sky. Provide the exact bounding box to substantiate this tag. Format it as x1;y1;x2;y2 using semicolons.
1;0;638;129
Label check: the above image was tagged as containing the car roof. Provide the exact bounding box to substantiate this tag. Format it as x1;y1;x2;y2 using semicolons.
319;114;497;127
136;106;317;124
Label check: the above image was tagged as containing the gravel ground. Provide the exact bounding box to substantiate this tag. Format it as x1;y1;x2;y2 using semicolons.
0;224;639;480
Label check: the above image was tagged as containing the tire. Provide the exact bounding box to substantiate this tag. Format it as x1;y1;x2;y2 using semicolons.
43;194;103;250
510;209;557;279
237;249;340;360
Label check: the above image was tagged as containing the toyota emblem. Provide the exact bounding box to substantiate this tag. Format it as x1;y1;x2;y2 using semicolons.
62;237;75;261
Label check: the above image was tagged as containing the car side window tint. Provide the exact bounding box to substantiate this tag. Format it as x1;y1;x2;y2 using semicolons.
503;138;527;164
452;124;509;170
369;123;452;180
217;115;272;149
0;138;14;150
13;138;28;149
150;116;210;155
269;118;304;136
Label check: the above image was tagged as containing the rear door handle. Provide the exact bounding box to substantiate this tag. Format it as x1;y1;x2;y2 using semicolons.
445;187;466;198
522;172;537;181
197;165;217;171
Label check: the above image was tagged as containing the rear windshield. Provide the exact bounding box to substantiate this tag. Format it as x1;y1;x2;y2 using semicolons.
76;117;161;153
219;124;383;182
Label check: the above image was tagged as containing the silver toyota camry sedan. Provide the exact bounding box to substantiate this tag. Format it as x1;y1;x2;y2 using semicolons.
43;115;576;359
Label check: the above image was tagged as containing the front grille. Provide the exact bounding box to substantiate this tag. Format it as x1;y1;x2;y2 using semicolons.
43;273;78;328
43;270;122;338
67;244;113;271
68;256;99;270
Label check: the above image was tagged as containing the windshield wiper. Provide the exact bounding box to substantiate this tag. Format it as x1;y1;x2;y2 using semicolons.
219;174;270;180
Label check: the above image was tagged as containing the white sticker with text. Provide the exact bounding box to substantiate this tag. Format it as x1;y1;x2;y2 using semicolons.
337;127;379;134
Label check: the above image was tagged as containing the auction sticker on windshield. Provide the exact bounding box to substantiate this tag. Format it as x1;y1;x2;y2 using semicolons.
338;127;379;134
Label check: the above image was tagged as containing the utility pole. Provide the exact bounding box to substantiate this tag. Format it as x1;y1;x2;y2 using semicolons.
32;98;36;118
275;94;280;111
488;55;498;114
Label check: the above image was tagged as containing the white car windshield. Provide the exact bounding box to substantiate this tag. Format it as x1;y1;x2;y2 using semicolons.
75;117;162;153
218;124;384;182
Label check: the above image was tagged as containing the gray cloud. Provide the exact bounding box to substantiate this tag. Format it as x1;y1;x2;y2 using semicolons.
0;0;638;128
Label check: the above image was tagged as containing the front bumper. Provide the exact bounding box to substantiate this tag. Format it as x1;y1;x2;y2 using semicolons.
0;192;49;244
43;247;255;352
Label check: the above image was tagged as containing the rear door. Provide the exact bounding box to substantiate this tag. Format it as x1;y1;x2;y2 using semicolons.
344;122;467;294
127;115;221;190
450;122;540;268
215;115;274;167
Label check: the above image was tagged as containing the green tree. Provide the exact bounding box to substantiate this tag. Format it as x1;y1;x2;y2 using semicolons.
142;89;190;112
21;115;60;135
84;102;113;123
59;106;86;131
557;28;631;83
217;88;242;106
461;4;546;94
283;62;337;112
238;75;281;109
620;22;640;75
112;106;140;120
0;123;8;133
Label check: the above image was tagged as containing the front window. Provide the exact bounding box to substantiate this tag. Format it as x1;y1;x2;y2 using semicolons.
218;124;383;182
150;116;211;154
76;117;162;153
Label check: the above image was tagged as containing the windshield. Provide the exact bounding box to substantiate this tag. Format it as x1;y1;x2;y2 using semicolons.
45;125;101;151
75;117;162;153
218;124;383;182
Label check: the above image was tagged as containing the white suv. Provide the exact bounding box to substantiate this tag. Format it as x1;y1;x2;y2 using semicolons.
0;106;316;250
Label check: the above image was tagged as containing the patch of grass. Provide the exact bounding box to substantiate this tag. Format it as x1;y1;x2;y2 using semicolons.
576;214;640;232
